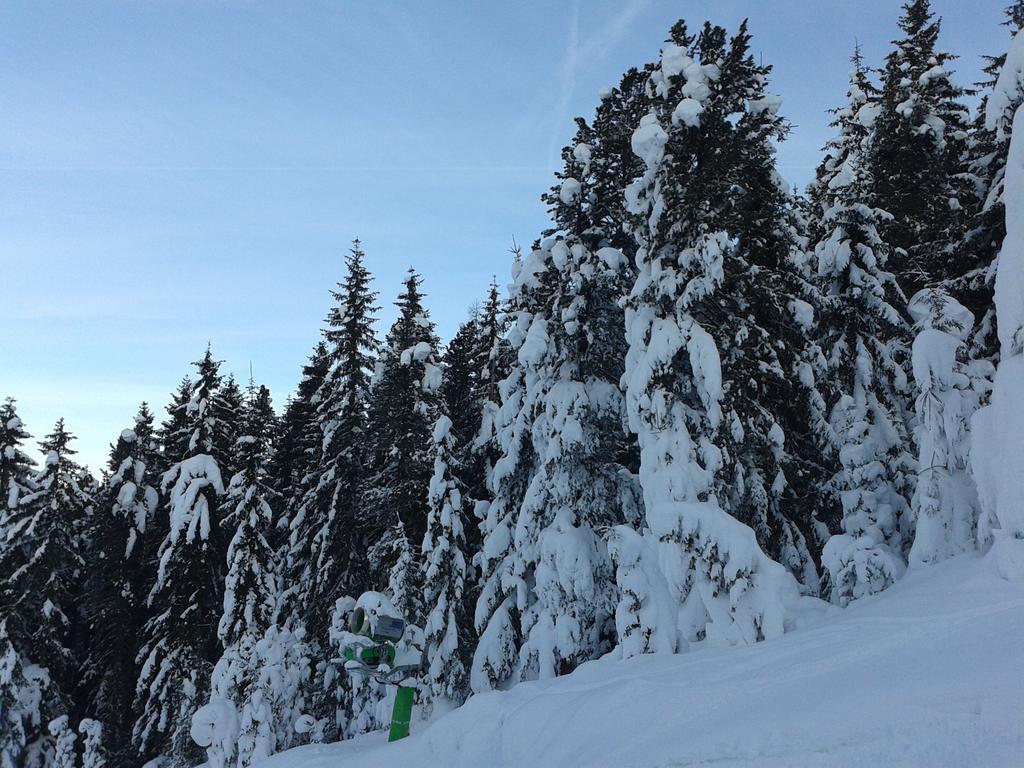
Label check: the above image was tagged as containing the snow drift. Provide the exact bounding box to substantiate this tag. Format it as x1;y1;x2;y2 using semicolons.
258;554;1023;768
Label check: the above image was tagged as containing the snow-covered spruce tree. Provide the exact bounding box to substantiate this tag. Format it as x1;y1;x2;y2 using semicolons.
807;45;881;242
620;21;812;647
629;21;830;591
209;383;286;767
474;245;575;695
0;398;36;522
712;24;830;591
134;348;231;768
546;63;653;258
473;64;658;690
605;526;679;658
868;0;973;295
420;414;472;709
271;342;330;555
952;2;1024;362
364;269;442;623
907;289;986;565
156;378;194;473
284;242;379;741
79;407;160;768
297;241;379;640
216;376;246;484
465;278;513;517
971;25;1024;580
440;313;482;451
147;379;196;577
438;307;497;558
2;420;91;722
811;52;916;604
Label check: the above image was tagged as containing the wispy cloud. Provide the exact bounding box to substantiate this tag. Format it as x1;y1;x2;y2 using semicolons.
544;0;653;166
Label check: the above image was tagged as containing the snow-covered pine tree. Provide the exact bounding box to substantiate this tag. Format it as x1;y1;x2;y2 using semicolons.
298;241;380;641
473;251;569;694
546;63;653;258
271;342;330;555
146;379;196;581
210;382;284;767
216;376;246;484
951;2;1024;362
705;22;829;592
907;289;986;565
620;20;807;647
810;51;916;604
868;0;973;295
0;403;49;768
364;268;442;624
80;406;160;768
807;45;881;229
0;398;36;522
420;414;471;709
2;420;91;723
473;62;654;690
134;348;231;768
438;309;490;558
465;278;513;518
440;312;481;452
156;378;194;474
284;243;379;741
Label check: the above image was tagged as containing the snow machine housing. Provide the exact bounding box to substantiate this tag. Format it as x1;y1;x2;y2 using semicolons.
349;606;406;643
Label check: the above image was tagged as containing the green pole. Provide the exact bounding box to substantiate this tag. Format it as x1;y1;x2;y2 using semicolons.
388;686;415;742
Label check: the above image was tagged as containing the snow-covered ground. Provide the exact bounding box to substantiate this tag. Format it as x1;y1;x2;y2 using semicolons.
258;554;1023;768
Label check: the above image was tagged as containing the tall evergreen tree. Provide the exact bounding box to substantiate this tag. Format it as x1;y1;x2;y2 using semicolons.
440;312;482;453
811;51;916;604
364;269;442;622
421;414;472;709
868;0;973;295
211;383;282;767
473;61;655;691
272;345;329;502
216;375;246;483
134;348;230;767
0;402;48;768
618;20;810;649
80;406;160;768
2;420;91;721
279;241;379;743
296;241;380;641
156;378;194;476
465;279;513;514
0;398;36;522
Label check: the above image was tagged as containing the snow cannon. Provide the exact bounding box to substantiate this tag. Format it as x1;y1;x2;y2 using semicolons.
331;592;426;743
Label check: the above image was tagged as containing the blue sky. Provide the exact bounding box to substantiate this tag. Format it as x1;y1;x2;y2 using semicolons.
0;0;1008;470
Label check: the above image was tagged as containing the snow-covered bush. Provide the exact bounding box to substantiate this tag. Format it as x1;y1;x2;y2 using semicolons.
908;289;986;566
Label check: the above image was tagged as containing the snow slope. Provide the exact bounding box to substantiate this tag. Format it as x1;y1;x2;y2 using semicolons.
259;555;1023;768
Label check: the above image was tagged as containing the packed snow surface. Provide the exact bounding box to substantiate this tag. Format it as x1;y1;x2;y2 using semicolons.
258;555;1022;768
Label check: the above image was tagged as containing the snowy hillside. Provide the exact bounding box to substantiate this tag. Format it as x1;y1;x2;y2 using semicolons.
261;555;1023;768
